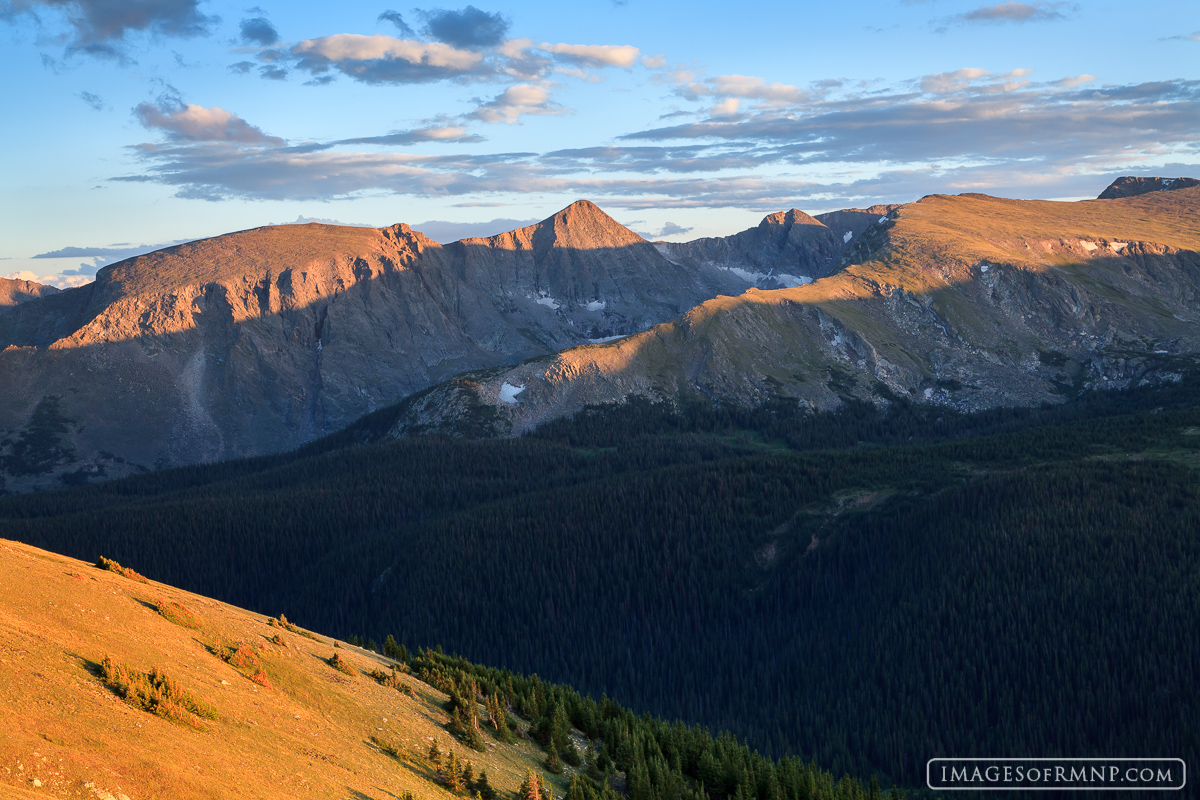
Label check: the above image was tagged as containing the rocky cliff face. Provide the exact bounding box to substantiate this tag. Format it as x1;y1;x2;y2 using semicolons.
1098;176;1200;199
0;278;58;312
0;201;754;490
383;188;1200;438
656;205;900;289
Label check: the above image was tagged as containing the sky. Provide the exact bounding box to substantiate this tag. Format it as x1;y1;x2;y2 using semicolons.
2;0;1198;287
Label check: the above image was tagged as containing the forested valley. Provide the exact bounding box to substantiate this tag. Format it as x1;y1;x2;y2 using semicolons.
2;376;1198;790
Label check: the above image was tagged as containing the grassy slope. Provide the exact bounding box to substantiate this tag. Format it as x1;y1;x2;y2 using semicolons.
0;539;557;800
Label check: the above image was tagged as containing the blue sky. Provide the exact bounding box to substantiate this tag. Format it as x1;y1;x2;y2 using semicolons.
2;0;1198;286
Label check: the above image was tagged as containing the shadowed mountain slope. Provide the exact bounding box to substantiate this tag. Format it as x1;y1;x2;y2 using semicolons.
1098;175;1200;199
381;187;1200;437
0;202;756;490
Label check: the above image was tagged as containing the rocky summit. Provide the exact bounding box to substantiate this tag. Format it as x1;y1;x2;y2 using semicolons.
0;201;821;490
380;185;1200;439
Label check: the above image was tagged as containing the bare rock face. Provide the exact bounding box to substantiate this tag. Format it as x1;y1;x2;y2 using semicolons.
0;202;748;490
383;188;1200;438
0;278;58;313
658;209;845;288
1098;176;1199;200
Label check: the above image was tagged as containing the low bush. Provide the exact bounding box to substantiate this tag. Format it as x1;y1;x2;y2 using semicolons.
210;639;272;688
268;613;321;642
154;598;201;629
327;652;357;676
96;556;148;584
99;656;217;729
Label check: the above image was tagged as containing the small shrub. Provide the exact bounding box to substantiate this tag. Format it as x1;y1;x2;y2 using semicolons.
327;652;357;676
99;656;217;729
370;735;400;758
268;613;321;642
154;598;201;629
210;639;271;687
368;666;414;695
96;556;148;584
268;633;286;647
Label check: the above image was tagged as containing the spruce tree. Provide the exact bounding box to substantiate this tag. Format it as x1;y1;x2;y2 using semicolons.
476;768;496;800
428;738;442;766
520;771;541;800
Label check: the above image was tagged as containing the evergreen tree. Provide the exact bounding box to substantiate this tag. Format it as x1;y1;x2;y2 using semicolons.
428;738;442;767
476;769;496;800
520;771;541;800
546;741;562;774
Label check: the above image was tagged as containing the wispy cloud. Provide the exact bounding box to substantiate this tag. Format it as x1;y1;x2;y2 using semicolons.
112;72;1200;212
77;90;105;110
953;1;1071;25
134;91;283;145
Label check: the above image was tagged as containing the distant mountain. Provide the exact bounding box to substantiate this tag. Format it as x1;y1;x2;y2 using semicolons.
2;201;822;490
379;187;1200;438
1098;175;1200;199
654;206;895;288
0;277;57;312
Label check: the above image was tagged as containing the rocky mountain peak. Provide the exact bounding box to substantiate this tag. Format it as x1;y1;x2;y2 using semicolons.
1098;176;1200;200
0;277;59;312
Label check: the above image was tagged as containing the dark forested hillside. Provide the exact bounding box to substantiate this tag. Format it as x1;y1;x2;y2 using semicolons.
2;378;1198;789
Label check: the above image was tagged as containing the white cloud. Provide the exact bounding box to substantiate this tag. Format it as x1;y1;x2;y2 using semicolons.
538;43;638;68
470;83;563;124
134;102;283;145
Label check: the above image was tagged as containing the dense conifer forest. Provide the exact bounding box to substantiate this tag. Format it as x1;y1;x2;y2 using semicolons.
2;376;1198;790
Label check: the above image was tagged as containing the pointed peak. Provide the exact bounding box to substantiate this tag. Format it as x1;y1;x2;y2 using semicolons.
759;208;824;229
533;200;646;250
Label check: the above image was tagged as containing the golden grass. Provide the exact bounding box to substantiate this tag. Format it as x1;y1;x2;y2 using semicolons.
2;537;565;799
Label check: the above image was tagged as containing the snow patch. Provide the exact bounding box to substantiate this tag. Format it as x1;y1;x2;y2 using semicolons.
878;216;887;223
923;388;933;399
536;295;560;310
775;273;812;288
843;231;853;243
586;300;606;311
498;382;525;403
979;265;988;273
1109;242;1127;251
1080;241;1098;252
587;335;624;344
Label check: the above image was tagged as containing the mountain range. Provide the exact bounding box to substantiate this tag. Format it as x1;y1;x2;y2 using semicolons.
2;178;1199;490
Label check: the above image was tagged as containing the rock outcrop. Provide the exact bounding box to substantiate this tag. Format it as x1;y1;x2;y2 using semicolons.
1098;176;1200;199
0;278;58;312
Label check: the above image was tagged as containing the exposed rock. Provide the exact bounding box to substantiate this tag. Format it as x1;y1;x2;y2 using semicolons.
0;202;747;489
1098;176;1199;200
0;278;58;313
383;188;1200;438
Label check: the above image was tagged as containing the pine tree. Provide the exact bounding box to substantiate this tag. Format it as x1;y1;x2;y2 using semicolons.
546;741;562;774
520;771;541;800
429;738;442;767
567;773;586;800
463;760;476;789
476;769;496;800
